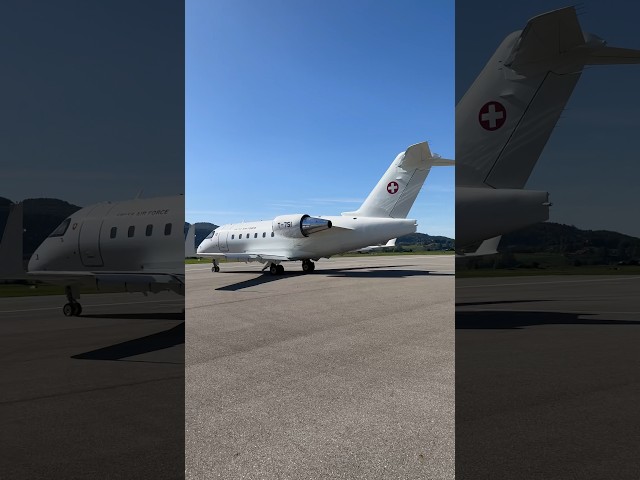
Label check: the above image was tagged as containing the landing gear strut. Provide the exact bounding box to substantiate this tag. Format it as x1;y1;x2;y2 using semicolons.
211;259;220;272
301;259;315;273
63;285;82;317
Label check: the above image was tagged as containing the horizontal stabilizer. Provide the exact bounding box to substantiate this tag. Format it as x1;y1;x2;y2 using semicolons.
588;46;640;65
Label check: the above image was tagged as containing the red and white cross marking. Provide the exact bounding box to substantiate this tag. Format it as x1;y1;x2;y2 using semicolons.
478;101;506;131
387;181;399;194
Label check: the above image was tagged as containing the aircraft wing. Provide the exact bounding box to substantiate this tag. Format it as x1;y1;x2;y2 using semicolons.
197;252;291;262
26;270;185;293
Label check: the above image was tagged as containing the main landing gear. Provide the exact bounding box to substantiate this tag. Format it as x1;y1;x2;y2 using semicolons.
265;260;315;275
63;285;82;317
211;259;220;272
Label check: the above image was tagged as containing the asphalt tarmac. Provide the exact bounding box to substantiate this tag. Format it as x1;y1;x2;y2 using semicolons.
0;291;184;480
186;255;455;480
456;274;640;479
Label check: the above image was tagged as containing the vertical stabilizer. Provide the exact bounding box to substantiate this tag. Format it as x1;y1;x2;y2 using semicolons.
0;203;25;276
457;6;640;190
343;142;454;218
185;223;196;258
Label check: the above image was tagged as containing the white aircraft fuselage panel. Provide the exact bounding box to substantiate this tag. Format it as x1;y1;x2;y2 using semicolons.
198;216;417;261
28;196;184;274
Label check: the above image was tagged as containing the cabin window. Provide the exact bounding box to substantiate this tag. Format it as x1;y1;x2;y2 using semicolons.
231;234;235;239
49;218;71;237
110;227;117;238
128;226;135;238
164;223;172;235
145;225;153;236
254;233;257;238
271;232;274;237
262;232;266;238
239;234;243;239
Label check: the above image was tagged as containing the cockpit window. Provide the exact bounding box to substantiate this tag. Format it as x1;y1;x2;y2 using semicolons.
205;230;215;239
49;218;71;237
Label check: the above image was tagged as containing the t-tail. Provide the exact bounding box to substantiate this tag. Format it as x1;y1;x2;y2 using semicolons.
343;141;454;219
457;6;640;189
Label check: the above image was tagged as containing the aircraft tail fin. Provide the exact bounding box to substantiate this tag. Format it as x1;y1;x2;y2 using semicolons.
0;203;25;276
343;142;453;219
457;6;640;190
185;223;196;258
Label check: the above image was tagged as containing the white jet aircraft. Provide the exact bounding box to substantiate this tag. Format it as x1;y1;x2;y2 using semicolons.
1;195;186;316
196;142;453;274
456;6;640;254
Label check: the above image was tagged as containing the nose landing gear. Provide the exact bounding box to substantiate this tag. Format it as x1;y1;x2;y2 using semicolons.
63;285;82;316
211;259;220;272
268;263;285;275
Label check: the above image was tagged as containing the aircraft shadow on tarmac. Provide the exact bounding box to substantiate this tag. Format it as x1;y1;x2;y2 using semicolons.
456;300;553;308
71;322;184;363
216;265;452;291
456;310;640;330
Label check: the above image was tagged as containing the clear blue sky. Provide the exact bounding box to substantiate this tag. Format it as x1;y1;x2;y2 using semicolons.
186;0;454;238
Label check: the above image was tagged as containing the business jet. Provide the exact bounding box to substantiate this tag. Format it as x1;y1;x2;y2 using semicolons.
456;6;640;254
196;141;453;274
0;195;185;316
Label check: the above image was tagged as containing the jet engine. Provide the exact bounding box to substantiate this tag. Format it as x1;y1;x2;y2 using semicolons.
272;214;332;238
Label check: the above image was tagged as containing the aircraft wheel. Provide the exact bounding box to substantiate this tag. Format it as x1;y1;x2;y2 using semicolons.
63;303;74;317
214;266;220;272
309;262;315;272
73;303;83;316
302;261;311;273
270;264;278;275
277;265;285;274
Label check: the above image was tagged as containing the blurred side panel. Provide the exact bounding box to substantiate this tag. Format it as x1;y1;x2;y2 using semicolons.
456;1;640;479
0;1;184;478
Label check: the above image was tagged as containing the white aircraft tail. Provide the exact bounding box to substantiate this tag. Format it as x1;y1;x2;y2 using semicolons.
0;203;25;276
344;142;454;219
185;223;196;258
457;6;640;189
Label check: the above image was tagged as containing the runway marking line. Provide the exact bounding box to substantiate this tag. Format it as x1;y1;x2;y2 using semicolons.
457;276;640;289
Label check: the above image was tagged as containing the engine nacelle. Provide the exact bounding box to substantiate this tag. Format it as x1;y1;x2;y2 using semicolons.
457;187;550;248
273;214;332;238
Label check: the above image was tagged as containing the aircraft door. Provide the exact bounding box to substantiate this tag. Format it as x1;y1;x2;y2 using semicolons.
218;231;229;252
78;203;112;267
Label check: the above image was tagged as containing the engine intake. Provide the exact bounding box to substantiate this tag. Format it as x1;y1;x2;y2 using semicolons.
273;214;332;238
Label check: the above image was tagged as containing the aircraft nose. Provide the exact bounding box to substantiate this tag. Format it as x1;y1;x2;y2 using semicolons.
28;248;44;271
196;240;209;254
